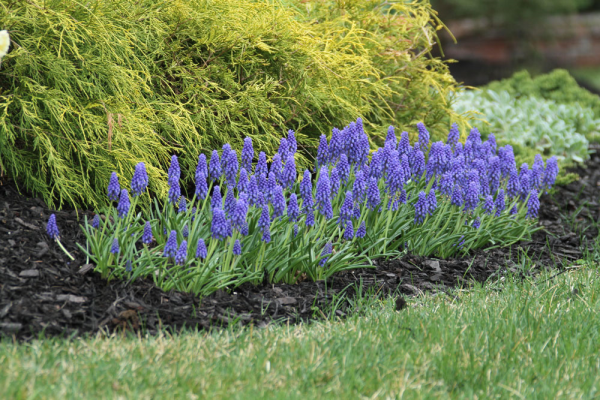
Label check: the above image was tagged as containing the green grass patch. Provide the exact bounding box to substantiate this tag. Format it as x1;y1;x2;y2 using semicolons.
2;261;598;398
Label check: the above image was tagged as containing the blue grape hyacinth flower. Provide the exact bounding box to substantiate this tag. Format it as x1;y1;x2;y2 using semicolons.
175;240;188;266
142;221;153;245
91;214;100;229
319;242;333;266
107;172;120;202
287;193;299;222
168;155;180;186
131;162;149;197
164;230;178;257
117;189;130;218
242;137;254;172
196;238;207;259
110;238;120;254
233;240;242;256
209;150;221;182
356;221;366;238
414;191;427;224
46;214;60;240
211;208;229;241
526;189;540;219
343;220;354;240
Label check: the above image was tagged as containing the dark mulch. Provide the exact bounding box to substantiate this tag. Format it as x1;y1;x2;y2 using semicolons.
1;149;597;341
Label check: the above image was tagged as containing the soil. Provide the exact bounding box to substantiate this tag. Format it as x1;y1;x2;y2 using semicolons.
1;148;598;342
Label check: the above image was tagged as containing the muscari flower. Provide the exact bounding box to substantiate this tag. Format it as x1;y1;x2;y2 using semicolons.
168;180;181;205
410;146;425;178
178;196;187;214
164;230;178;257
247;175;260;206
287;129;297;156
543;156;559;190
367;177;380;211
125;260;133;273
224;150;239;189
117;189;130;218
46;214;60;240
242;137;254;172
507;168;521;199
447;123;460;149
386;152;404;195
330;167;340;198
346;122;361;164
451;185;463;207
317;134;329;169
266;171;277;202
305;207;315;227
499;145;516;178
168;155;180;187
416;122;430;152
356;221;366;238
519;164;531;200
232;197;248;231
358;133;370;167
426;189;437;216
319;241;333;266
278;138;289;161
464;181;480;212
108;172;120;202
272;185;286;218
224;189;236;216
196;154;208;181
488;133;497;153
256;152;268;178
439;172;454;197
182;224;189;238
526;189;540;219
211;185;222;210
329;128;344;164
510;205;518;215
472;217;481;229
238;168;249;194
91;214;100;229
195;172;208;199
281;155;296;189
483;195;494;215
259;205;271;243
287;193;299;222
466;127;482;150
414;191;427;224
385;125;397;148
494;189;506;217
488;156;501;194
316;167;333;219
175;241;187;265
398;131;411;157
426;141;447;180
131;162;148;197
339;190;354;226
369;151;383;180
270;153;283;184
293;224;299;237
337;154;350;183
344;220;354;240
142;221;153;244
211;208;229;241
196;239;207;259
353;170;367;203
110;238;120;254
300;170;313;209
233;240;242;256
209;150;221;182
221;144;232;175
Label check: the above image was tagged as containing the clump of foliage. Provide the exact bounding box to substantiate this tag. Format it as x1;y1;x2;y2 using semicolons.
48;120;556;296
0;0;467;211
484;69;600;118
452;90;597;164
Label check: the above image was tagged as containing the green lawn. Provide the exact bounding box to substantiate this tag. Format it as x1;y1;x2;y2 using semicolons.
1;255;599;399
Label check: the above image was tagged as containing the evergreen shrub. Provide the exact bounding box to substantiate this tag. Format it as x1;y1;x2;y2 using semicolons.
0;0;466;210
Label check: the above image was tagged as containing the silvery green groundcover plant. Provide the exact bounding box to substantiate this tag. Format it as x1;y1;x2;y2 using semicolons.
47;120;558;296
453;89;598;163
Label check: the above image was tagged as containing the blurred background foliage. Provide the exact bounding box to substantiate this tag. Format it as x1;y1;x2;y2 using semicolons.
0;0;468;211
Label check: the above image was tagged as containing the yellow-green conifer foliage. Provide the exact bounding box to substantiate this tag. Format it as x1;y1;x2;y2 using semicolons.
0;0;466;210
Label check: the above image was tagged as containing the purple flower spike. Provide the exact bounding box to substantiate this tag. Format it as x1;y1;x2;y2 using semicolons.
447;123;460;149
319;242;333;266
370;150;383;180
47;214;60;240
499;145;516;178
526;190;540;219
417;122;430;152
339;190;354;227
338;154;350;183
272;185;286;218
196;239;207;259
293;224;299;237
317;134;329;169
366;177;380;211
356;221;366;238
248;175;260;206
288;193;299;222
472;217;481;229
344;220;354;240
330;167;340;198
117;189;130;218
221;144;232;174
385;126;397;147
300;170;313;209
211;186;222;210
209;150;221;182
196;154;208;181
451;185;463;207
329;127;343;164
507;169;521;199
353;170;366;203
439;172;454;197
270;153;283;184
224;190;236;216
287;129;297;155
426;189;437;216
225;150;239;189
142;221;153;244
426;142;447;180
168;180;181;205
182;224;189;238
242;137;254;172
543;156;559;190
510;205;518;215
233;240;242;256
398;131;411;157
178;196;187;214
464;181;480;212
108;172;120;202
131;162;149;197
110;238;120;254
278;138;289;161
175;240;188;265
411;147;425;178
164;230;178;257
259;205;271;243
305;207;315;227
168;155;180;186
91;214;100;229
414;191;427;224
316;167;333;219
519;164;531;200
195;172;208;199
483;195;494;215
281;155;296;189
256;152;268;178
211;208;229;241
494;189;506;217
232;197;248;231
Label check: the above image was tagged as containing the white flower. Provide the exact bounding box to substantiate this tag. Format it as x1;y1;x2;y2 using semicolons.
0;30;11;59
